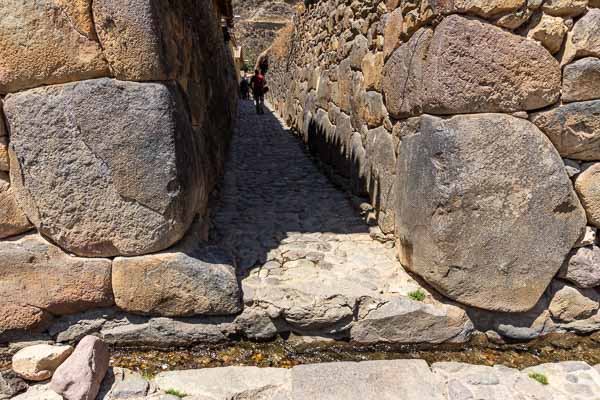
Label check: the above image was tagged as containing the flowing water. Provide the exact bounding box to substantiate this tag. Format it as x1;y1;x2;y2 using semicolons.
105;333;600;378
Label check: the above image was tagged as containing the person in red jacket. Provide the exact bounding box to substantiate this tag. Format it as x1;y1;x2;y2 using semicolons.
250;69;266;115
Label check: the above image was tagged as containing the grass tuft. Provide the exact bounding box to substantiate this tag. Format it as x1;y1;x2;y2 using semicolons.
528;371;549;385
408;289;426;302
164;389;188;398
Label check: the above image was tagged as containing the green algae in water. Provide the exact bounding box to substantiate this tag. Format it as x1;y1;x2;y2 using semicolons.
107;332;600;377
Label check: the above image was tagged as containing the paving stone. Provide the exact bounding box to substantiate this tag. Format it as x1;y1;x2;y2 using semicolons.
153;367;291;399
291;360;444;400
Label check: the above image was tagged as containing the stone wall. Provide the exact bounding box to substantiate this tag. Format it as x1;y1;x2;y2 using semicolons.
0;0;239;339
266;0;600;320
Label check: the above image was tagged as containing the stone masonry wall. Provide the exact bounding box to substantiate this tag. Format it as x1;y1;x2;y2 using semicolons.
0;0;239;339
266;0;600;323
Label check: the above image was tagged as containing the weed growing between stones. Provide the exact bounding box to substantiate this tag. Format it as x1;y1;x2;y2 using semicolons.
528;372;549;385
165;389;188;398
408;289;426;302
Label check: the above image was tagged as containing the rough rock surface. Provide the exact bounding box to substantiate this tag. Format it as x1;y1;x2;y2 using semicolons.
442;0;526;18
0;173;32;239
395;114;585;312
5;78;203;257
563;57;600;103
560;246;600;288
548;280;600;322
524;361;600;398
155;367;290;399
532;100;600;161
0;370;27;400
350;297;473;344
542;0;589;16
50;336;110;400
97;368;151;400
0;137;9;172
432;362;557;399
382;28;433;119
0;0;109;93
527;13;569;54
563;9;600;65
12;344;72;382
12;385;62;400
99;315;235;347
0;235;113;335
575;162;600;226
113;238;241;317
292;360;445;400
383;15;561;118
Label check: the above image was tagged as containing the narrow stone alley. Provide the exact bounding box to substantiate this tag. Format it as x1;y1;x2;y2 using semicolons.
209;100;472;342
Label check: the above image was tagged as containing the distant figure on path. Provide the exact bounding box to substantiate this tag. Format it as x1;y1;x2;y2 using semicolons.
250;69;266;114
240;75;250;100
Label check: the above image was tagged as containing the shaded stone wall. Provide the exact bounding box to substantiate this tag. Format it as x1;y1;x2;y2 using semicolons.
266;0;600;320
0;0;239;339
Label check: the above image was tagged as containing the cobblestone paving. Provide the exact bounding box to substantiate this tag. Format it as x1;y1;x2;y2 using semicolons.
208;101;470;341
211;100;400;280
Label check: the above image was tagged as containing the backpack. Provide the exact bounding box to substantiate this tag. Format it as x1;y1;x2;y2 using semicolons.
253;74;265;92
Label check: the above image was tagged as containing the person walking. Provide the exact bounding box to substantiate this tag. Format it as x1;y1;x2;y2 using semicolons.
250;69;266;114
240;75;250;100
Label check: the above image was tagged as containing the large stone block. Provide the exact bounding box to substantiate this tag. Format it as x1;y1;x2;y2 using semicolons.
113;235;241;317
0;0;109;93
0;235;113;335
531;100;600;161
563;58;600;103
395;114;585;312
350;297;473;344
92;0;238;133
562;9;600;65
382;28;433;119
383;15;561;118
5;78;204;257
0;173;32;239
542;0;589;16
437;0;526;18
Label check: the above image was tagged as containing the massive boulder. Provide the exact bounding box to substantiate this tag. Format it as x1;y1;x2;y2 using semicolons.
383;15;561;118
0;0;109;93
4;78;204;257
395;114;585;312
531;100;600;161
113;233;241;317
0;235;113;335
